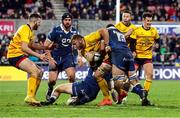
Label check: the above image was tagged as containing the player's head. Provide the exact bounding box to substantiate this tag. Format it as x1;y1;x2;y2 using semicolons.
142;12;153;29
61;12;73;29
71;34;85;50
28;13;42;30
122;10;132;25
106;24;115;28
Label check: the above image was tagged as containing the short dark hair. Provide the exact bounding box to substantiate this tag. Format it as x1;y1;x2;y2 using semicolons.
29;13;42;20
122;9;132;15
106;24;115;28
142;12;152;19
62;12;73;21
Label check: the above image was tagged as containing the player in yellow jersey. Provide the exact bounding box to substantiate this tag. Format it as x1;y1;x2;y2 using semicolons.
130;12;159;106
71;29;113;106
7;13;50;106
115;10;136;47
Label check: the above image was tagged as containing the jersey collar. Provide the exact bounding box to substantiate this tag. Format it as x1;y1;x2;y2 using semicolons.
142;25;150;31
60;24;72;34
27;24;32;31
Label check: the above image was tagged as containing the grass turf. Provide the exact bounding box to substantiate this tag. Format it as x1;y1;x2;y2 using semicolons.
0;80;180;117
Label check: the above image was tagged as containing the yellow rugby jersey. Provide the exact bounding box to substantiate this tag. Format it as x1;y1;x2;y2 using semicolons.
115;22;136;46
130;26;159;59
115;22;136;33
80;31;109;62
81;31;101;57
7;24;34;58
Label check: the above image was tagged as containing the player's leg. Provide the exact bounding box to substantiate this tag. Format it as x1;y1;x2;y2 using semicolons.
94;62;112;106
143;61;153;92
18;58;43;105
141;61;154;106
128;71;153;106
46;61;58;100
42;83;73;105
63;53;76;83
113;79;130;104
65;67;75;83
111;64;129;104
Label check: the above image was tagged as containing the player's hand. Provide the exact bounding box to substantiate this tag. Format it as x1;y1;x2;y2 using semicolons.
39;53;48;61
49;43;58;50
132;51;136;58
125;28;133;37
105;46;111;53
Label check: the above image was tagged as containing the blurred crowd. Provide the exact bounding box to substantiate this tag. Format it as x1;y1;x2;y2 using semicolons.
153;34;180;65
0;0;56;19
0;33;180;65
64;0;180;21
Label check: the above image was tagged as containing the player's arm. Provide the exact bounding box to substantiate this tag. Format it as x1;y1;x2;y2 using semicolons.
129;29;137;57
29;40;51;50
124;28;133;38
44;39;55;59
98;28;110;57
21;41;47;61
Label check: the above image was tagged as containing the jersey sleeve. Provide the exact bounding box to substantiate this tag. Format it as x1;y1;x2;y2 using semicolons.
84;31;101;43
18;26;31;43
48;27;57;42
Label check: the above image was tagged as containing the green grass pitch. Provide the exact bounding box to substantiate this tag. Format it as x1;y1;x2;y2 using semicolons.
0;80;180;117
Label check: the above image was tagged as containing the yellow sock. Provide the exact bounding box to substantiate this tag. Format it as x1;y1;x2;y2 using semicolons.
144;79;152;92
35;79;41;95
97;78;110;99
27;76;38;97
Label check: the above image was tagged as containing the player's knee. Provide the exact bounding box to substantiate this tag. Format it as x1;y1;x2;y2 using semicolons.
68;74;75;83
29;69;40;78
48;79;56;85
146;72;153;79
94;64;111;78
38;69;43;78
129;73;138;83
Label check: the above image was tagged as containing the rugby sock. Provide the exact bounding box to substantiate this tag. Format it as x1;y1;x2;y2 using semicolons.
131;83;144;99
49;95;57;104
27;76;37;97
118;89;128;100
97;78;110;99
35;78;41;95
144;79;152;92
48;82;54;90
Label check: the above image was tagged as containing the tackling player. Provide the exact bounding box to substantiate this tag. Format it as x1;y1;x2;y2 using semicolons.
106;24;151;106
44;13;79;100
71;29;113;106
41;68;112;106
130;12;159;105
7;13;49;106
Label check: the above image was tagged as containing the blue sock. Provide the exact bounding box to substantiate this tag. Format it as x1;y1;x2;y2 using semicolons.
131;83;144;99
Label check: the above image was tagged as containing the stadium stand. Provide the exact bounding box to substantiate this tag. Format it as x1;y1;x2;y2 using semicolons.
64;0;179;21
0;0;179;65
0;0;56;19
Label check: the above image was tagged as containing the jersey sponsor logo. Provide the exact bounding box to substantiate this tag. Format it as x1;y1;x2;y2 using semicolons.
61;38;71;47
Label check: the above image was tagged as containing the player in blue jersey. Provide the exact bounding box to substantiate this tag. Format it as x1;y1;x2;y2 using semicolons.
41;68;113;106
44;13;79;100
106;24;152;106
